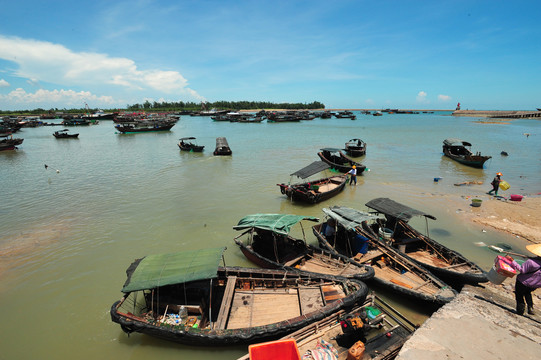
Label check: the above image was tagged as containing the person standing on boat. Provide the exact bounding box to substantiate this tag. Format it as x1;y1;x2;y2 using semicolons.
324;219;336;240
487;172;502;195
505;244;541;315
346;165;357;185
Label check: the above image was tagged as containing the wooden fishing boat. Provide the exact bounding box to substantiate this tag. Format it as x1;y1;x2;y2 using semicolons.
115;120;175;133
233;214;375;281
62;117;92;126
53;129;79;138
344;138;367;157
334;111;356;120
442;138;491;168
214;137;232;155
178;137;204;152
317;148;367;174
313;207;457;305
277;161;347;204
364;198;488;286
237;293;417;360
110;247;369;346
0;134;23;151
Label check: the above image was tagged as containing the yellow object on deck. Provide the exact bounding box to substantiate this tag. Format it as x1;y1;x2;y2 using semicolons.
499;180;510;191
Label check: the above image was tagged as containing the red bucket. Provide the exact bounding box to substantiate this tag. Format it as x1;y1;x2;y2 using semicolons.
510;194;523;202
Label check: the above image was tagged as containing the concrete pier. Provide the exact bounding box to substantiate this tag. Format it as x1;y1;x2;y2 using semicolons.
396;282;541;360
453;110;541;119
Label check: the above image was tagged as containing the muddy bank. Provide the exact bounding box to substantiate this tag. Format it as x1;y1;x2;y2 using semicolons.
458;195;541;243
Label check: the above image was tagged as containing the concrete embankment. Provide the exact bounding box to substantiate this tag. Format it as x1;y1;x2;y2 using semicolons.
396;281;541;360
453;110;541;119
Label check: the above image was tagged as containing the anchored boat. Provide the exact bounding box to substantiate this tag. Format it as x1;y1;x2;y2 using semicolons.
364;198;488;286
442;138;491;168
233;214;375;281
313;207;457;305
110;247;369;346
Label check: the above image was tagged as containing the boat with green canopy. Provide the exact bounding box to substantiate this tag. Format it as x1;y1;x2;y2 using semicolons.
110;247;369;346
233;214;375;281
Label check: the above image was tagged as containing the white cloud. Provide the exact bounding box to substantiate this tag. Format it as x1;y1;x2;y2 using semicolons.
0;79;9;87
0;35;203;99
416;91;428;103
0;88;116;108
438;94;451;101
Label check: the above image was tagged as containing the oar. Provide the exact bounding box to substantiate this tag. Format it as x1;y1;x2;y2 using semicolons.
475;242;528;258
487;245;528;258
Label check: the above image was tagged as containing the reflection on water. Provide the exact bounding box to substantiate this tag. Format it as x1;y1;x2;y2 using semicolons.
0;113;539;359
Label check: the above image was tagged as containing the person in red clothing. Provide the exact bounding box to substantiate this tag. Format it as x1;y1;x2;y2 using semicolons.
506;244;541;315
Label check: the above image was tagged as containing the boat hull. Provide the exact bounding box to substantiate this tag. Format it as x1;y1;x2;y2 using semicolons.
178;144;204;152
442;145;491;168
317;150;366;174
313;223;456;305
0;138;23;151
278;175;347;204
115;124;175;133
234;235;375;281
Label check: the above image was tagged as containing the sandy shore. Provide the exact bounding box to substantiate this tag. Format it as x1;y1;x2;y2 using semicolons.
456;195;541;244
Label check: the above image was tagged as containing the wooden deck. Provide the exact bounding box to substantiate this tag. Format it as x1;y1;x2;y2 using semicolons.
225;285;329;330
373;266;439;295
408;251;471;272
298;254;359;277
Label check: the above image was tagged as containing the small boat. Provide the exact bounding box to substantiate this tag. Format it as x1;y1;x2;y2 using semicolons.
213;137;232;155
110;247;369;346
277;161;347;204
334;111;356;120
373;111;383;116
53;129;79;138
233;214;375;281
317;148;366;174
115;121;175;133
62;117;92;126
364;198;488;286
442;138;491;168
178;137;204;152
82;109;118;121
0;133;23;151
237;293;417;360
313;206;457;305
344;138;366;157
320;111;333;119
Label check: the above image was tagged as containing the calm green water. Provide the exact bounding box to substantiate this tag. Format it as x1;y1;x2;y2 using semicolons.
1;112;539;359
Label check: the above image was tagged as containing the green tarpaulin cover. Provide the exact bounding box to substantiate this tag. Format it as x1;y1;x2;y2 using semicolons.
233;214;319;236
121;247;225;293
322;206;383;230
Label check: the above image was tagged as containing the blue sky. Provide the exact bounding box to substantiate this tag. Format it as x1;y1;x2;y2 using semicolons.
0;0;539;111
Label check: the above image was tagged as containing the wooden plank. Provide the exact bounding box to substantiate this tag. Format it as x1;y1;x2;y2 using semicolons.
214;276;237;330
321;285;345;303
298;287;324;315
354;249;383;263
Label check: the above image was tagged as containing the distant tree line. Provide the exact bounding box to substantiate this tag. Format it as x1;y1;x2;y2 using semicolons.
127;100;325;111
0;100;325;116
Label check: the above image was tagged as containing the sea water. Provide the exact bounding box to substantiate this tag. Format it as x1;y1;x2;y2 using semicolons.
0;112;539;359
